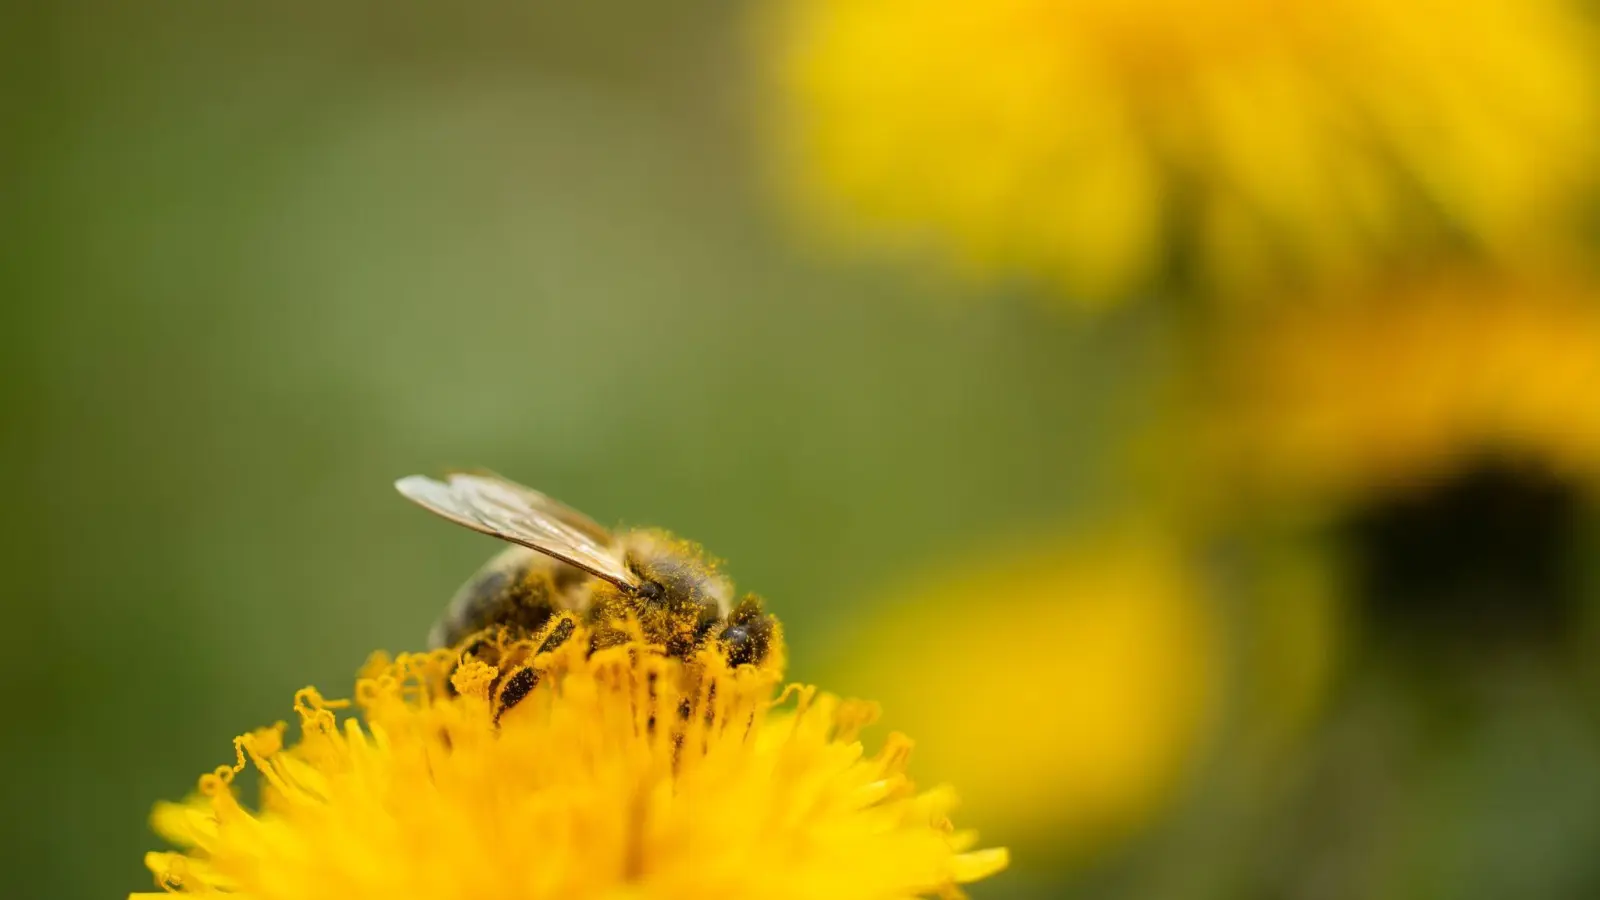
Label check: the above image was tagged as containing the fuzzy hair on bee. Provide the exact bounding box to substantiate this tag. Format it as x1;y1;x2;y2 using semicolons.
397;472;780;720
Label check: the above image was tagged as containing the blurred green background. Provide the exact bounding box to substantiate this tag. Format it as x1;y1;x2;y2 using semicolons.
8;2;1600;900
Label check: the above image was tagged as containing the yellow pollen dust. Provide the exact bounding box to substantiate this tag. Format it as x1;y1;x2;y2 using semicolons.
133;623;1007;900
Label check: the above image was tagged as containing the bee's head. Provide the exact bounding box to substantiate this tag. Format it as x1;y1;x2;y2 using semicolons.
607;529;780;668
619;530;733;617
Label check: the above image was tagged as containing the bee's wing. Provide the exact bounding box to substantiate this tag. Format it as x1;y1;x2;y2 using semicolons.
461;468;615;545
395;473;639;590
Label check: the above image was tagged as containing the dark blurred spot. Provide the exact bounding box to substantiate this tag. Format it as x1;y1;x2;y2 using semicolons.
1342;460;1582;648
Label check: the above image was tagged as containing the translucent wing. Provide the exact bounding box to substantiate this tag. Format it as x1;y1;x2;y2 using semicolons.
395;472;639;590
462;468;615;545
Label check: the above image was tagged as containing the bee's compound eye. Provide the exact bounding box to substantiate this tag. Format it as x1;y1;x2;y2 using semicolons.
720;625;753;664
637;580;665;603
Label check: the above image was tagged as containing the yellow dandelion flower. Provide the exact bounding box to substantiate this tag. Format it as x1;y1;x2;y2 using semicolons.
132;622;1007;899
759;0;1600;305
819;532;1242;860
1184;276;1600;647
1198;275;1600;505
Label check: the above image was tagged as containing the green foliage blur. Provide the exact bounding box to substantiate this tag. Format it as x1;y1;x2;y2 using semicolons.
2;3;1166;898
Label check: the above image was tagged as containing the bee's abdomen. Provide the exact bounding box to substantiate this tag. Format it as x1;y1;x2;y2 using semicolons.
429;546;582;649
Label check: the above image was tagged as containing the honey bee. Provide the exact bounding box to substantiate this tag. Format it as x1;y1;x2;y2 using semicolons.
396;472;778;719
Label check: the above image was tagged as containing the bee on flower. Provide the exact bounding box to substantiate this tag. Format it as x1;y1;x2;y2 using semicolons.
131;475;1007;900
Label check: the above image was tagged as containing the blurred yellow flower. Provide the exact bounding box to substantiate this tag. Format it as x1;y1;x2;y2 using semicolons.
823;532;1228;859
1199;276;1600;506
760;0;1599;305
133;625;1006;899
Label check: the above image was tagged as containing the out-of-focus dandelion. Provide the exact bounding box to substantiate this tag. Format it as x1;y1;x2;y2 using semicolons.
821;532;1241;860
1199;276;1600;509
1187;272;1600;666
1183;278;1600;898
132;624;1007;899
758;0;1599;306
